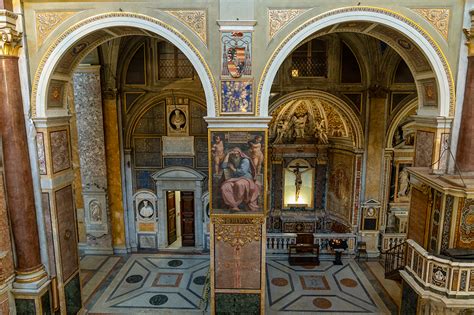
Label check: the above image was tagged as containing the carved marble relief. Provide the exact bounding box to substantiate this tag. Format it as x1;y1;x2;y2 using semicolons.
50;129;71;174
268;9;306;40
164;10;207;44
36;132;47;175
35;11;77;47
412;8;450;40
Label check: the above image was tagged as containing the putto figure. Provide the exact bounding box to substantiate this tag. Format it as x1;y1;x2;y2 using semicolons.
248;135;264;175
212;135;225;174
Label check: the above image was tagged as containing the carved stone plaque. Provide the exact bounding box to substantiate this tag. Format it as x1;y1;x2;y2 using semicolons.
162;136;195;156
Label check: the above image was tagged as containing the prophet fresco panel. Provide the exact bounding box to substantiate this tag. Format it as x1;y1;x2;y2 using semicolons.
221;80;253;115
221;31;252;78
210;130;266;214
327;151;354;223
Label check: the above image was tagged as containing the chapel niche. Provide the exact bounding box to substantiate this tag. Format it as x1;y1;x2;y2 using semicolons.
267;94;358;235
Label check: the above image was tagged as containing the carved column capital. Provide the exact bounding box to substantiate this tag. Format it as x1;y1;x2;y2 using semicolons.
0;10;21;57
465;10;474;56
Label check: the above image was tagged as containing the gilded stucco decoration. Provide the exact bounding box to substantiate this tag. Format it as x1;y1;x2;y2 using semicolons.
163;10;207;45
35;11;78;48
412;8;450;40
268;9;307;40
213;217;263;248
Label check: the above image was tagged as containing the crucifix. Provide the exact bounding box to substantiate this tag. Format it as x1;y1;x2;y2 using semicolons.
289;162;309;202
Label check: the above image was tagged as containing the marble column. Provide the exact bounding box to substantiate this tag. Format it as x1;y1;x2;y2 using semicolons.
103;91;127;253
0;13;46;284
73;65;113;254
456;11;474;174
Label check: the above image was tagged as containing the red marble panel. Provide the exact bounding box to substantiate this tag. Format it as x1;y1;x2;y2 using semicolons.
42;192;56;276
215;226;261;290
55;185;79;281
0;172;14;282
414;131;434;167
50;129;71;174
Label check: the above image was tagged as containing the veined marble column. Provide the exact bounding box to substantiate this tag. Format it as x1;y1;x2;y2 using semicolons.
73;65;113;254
0;11;46;284
103;91;127;252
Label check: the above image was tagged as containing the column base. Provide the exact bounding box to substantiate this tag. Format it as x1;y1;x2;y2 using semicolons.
12;277;51;315
13;266;48;290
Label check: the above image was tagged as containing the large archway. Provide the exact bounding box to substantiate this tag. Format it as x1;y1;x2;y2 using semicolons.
31;12;217;118
257;7;455;118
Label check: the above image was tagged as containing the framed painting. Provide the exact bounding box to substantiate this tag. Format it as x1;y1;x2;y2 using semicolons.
221;31;252;78
220;80;254;115
209;129;267;215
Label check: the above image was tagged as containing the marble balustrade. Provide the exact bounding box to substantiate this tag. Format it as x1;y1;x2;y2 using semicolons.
267;233;357;254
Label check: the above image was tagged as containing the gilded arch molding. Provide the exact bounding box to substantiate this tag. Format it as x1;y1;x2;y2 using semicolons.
31;12;217;118
257;6;455;118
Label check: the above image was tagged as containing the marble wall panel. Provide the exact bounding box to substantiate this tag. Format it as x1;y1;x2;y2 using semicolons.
0;292;9;315
441;195;454;252
407;187;431;247
315;164;327;209
42;192;56;276
414;131;434;167
457;199;474;248
55;185;78;281
50;129;71;174
215;293;260;314
327;151;354;223
36;132;47;175
64;274;82;315
215;236;261;289
400;280;418;314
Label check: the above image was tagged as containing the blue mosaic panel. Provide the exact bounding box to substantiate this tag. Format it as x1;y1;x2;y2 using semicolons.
134;137;162;168
163;157;194;168
135;170;155;191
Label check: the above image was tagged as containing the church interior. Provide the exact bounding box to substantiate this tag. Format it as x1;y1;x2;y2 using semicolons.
0;0;473;314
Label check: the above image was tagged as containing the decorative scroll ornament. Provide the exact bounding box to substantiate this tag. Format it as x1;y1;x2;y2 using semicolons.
268;9;306;40
0;28;22;57
35;11;77;47
164;10;207;45
412;8;450;40
213;217;263;248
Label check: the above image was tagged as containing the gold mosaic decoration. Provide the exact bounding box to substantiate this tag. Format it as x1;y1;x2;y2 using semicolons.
412;8;450;40
35;11;78;47
268;9;306;40
213;217;263;248
164;10;207;45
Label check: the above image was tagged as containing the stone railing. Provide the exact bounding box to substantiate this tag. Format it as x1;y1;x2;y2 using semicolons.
404;239;474;297
266;233;357;254
381;232;406;251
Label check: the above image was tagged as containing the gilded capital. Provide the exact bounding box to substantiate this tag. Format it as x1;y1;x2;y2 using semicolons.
0;10;21;57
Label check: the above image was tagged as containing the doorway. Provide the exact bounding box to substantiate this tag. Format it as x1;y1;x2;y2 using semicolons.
167;190;195;248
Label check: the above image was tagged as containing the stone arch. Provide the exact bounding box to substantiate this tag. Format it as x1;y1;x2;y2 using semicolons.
385;98;418;148
269;90;364;150
258;7;454;118
32;12;217;118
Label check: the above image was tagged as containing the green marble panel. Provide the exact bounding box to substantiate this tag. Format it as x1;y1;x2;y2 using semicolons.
15;298;36;315
400;280;418;315
41;290;52;315
215;293;260;315
64;274;82;315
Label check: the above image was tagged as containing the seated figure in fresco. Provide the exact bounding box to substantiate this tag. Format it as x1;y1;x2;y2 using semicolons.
220;147;260;212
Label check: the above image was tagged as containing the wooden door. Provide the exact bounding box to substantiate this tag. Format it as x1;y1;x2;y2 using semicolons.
180;191;195;247
167;191;177;245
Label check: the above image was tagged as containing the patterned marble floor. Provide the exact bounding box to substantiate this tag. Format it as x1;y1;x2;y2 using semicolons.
84;254;392;314
266;256;390;314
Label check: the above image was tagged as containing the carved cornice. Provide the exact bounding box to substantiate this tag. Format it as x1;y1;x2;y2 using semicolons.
213;217;263;248
163;10;207;45
35;11;77;48
268;9;307;40
412;8;450;41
